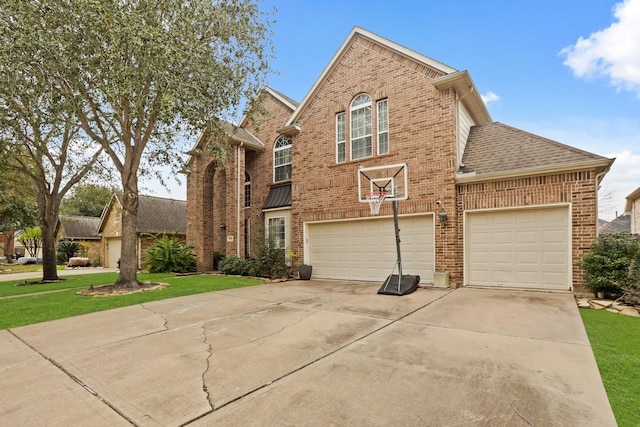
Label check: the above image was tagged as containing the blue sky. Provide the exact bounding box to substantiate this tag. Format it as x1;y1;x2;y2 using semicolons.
156;0;640;220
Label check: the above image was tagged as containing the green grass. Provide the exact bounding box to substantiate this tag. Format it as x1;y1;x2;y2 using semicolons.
581;309;640;427
0;272;264;330
0;264;65;274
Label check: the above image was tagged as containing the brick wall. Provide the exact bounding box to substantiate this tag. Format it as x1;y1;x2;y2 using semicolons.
457;170;599;291
186;93;295;270
290;34;459;274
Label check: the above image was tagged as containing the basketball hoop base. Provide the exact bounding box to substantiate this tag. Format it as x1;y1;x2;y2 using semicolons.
378;274;421;296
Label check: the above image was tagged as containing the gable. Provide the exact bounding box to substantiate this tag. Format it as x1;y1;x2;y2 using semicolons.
285;26;462;128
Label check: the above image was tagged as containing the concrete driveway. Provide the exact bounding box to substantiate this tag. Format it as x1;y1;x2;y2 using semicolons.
1;280;616;426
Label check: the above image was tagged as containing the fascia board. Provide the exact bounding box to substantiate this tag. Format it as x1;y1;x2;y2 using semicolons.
433;71;492;124
456;158;615;184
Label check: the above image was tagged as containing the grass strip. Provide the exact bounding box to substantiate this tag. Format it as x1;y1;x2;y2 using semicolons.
581;309;640;427
0;273;264;330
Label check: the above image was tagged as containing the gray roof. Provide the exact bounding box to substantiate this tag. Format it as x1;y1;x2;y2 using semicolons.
599;215;631;234
460;122;611;176
136;195;186;234
58;215;100;240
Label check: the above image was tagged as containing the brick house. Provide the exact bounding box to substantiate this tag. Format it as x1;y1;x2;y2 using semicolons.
625;187;640;234
98;194;186;269
185;27;613;292
55;215;101;261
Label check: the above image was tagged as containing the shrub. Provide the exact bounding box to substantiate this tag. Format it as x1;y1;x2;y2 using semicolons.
218;256;259;276
143;233;196;273
256;240;290;279
581;232;640;297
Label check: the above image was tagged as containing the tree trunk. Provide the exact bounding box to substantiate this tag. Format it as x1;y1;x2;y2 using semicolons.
41;225;59;281
115;182;141;288
37;188;60;282
3;231;14;263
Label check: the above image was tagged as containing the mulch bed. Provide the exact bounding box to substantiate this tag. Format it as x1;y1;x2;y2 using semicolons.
76;282;169;297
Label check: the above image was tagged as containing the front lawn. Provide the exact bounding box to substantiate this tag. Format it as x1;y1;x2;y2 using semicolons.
0;272;264;330
581;309;640;427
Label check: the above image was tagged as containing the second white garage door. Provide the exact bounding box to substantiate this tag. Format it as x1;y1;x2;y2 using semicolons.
465;206;570;290
307;215;434;283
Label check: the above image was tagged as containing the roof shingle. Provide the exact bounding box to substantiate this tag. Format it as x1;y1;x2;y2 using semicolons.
461;122;611;176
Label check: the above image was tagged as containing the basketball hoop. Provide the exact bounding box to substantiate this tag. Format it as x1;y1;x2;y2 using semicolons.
365;192;387;215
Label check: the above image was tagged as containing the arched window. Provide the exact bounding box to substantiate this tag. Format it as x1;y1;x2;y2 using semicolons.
244;172;251;208
273;136;292;182
350;94;372;160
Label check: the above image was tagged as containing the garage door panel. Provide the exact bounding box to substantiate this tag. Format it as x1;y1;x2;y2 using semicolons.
466;207;569;290
309;216;433;282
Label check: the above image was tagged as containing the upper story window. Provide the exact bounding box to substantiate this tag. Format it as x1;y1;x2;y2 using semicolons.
244;172;251;208
336;94;389;163
273;136;292;182
377;99;389;155
336;112;346;163
350;94;372;160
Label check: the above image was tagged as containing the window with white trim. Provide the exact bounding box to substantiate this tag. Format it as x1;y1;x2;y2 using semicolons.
336;112;346;163
244;172;251;208
273;136;292;182
350;94;372;160
267;217;286;249
377;99;389;155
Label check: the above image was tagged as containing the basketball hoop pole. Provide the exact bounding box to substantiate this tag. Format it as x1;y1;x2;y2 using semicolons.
393;200;403;281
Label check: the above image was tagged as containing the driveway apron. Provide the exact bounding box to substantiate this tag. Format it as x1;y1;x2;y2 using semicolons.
1;281;616;426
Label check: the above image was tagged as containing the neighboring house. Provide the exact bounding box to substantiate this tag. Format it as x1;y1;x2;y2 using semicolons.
185;27;613;292
98;194;186;268
599;215;631;235
55;215;101;261
625;187;640;235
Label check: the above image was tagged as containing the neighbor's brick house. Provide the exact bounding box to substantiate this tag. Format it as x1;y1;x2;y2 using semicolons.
625;187;640;235
98;194;186;269
185;27;613;293
55;215;101;261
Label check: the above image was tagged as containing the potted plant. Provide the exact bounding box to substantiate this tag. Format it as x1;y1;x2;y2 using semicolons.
298;264;312;280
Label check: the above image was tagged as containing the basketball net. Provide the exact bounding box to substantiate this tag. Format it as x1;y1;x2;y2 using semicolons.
365;192;387;215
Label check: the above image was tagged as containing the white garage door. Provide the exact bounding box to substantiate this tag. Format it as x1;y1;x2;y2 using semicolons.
466;206;570;290
106;237;122;268
308;215;434;283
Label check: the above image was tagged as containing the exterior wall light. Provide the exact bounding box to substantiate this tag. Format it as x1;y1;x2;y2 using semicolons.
438;208;448;225
220;224;226;230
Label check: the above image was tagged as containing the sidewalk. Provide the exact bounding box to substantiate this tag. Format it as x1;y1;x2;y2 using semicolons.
0;267;118;282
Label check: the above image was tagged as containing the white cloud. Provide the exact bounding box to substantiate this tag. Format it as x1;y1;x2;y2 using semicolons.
481;91;500;104
560;0;640;97
599;149;640;220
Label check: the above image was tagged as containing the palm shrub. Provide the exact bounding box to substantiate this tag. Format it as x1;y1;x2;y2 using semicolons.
144;233;196;273
57;241;81;263
581;231;640;297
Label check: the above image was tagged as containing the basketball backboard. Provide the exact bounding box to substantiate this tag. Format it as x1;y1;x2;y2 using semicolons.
358;163;408;202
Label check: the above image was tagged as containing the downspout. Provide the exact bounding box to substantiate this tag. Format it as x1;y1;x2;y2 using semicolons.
237;142;243;255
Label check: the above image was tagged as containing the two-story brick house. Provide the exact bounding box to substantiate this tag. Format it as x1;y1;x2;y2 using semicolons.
185;27;613;292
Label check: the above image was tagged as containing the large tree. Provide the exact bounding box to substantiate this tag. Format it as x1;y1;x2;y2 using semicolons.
61;184;118;218
0;51;106;281
2;0;274;288
0;181;38;263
